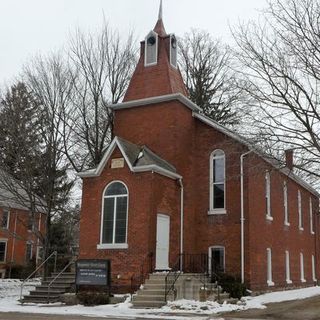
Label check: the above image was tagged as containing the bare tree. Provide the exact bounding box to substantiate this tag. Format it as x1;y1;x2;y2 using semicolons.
65;23;137;172
179;29;242;126
233;0;320;184
23;54;74;262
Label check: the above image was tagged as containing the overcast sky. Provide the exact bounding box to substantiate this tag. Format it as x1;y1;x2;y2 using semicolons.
0;0;267;85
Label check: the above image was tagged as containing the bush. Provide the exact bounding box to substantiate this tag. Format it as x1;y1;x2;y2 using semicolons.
218;274;247;299
77;291;109;306
9;261;36;279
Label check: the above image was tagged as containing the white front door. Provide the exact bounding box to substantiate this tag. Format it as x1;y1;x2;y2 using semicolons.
155;214;170;270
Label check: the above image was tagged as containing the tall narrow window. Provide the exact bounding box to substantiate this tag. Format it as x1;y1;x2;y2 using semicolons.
283;182;289;226
300;252;306;282
170;34;178;68
26;242;33;262
298;190;303;230
100;181;128;249
267;248;274;286
312;255;317;282
310;198;314;235
265;172;272;220
1;209;9;229
0;241;6;262
285;251;292;284
209;150;226;214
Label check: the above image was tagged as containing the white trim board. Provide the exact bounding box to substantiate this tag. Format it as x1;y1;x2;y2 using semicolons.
78;137;182;180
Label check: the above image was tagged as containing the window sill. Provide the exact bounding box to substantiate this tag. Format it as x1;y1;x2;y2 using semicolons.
299;227;304;231
266;215;273;221
286;279;293;284
301;279;306;283
97;243;128;250
267;280;275;287
311;231;315;235
313;278;317;282
208;209;227;215
284;222;290;227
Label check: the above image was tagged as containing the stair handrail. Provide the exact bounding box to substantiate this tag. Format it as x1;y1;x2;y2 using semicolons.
164;255;182;302
47;258;76;303
20;250;57;302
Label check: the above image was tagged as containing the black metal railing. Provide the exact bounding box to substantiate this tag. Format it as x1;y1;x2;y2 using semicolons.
164;253;222;302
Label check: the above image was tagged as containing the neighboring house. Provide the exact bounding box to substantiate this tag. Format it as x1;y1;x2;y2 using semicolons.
0;170;46;278
78;6;320;292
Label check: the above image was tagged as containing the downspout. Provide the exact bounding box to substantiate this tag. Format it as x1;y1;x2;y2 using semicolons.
240;150;253;284
178;178;184;272
9;212;18;278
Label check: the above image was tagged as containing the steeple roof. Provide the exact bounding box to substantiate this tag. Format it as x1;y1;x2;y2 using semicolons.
123;1;188;102
153;0;167;36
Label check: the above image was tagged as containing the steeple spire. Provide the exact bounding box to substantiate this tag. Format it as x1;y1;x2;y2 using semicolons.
158;0;163;20
153;0;167;37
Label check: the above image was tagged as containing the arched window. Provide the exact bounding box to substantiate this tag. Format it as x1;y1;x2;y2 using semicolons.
145;31;158;66
209;150;225;213
101;181;128;247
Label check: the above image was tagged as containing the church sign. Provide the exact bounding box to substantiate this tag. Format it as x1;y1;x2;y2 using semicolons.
76;259;110;286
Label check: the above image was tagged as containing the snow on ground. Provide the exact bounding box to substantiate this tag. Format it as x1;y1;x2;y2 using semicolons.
0;279;320;319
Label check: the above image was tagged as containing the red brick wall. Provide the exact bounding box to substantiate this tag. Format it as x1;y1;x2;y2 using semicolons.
79;147;180;289
246;154;319;290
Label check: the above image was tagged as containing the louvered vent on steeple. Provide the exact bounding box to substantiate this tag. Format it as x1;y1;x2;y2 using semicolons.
170;34;178;68
145;31;158;66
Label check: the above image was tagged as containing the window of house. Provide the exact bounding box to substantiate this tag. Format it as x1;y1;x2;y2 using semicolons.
26;242;33;262
209;150;226;214
267;248;274;286
99;181;128;249
145;31;158;66
285;250;292;284
312;255;317;282
310;198;314;235
209;246;225;274
265;172;272;220
283;182;289;226
298;190;303;230
0;241;7;262
300;252;306;282
1;209;9;229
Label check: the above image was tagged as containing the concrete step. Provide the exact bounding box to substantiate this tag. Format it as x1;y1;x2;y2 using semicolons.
29;289;65;296
22;294;61;304
137;289;166;296
132;294;165;302
132;300;166;308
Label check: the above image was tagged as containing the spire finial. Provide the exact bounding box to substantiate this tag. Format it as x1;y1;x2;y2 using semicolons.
158;0;163;20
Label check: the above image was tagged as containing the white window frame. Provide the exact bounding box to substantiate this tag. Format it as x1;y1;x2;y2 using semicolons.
300;252;306;282
0;240;7;263
283;182;290;226
310;198;314;235
144;31;158;67
312;255;317;282
208;245;225;274
98;181;129;250
169;34;178;68
298;190;303;231
267;248;274;286
265;172;273;221
285;250;292;284
209;150;226;215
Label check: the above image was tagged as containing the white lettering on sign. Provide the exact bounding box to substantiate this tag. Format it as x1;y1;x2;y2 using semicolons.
111;158;124;169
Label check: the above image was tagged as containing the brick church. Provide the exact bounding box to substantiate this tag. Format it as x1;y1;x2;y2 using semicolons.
79;3;320;292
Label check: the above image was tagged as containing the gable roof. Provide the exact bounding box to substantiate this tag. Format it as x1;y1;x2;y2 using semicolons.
78;136;181;180
0;169;47;212
193;112;320;198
